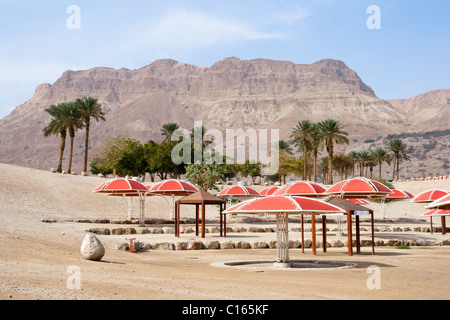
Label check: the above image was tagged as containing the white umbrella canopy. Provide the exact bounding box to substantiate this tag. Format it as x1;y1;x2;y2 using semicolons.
225;196;345;266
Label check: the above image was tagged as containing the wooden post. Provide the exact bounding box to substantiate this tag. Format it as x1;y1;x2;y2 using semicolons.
201;201;206;238
347;211;353;256
224;202;227;238
442;216;447;235
195;204;199;236
175;202;179;237
371;211;375;255
301;214;305;254
430;217;433;234
220;204;223;237
356;215;361;254
312;214;316;256
322;215;327;253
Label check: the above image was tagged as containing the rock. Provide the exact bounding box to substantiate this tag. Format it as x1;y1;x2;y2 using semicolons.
220;242;235;249
162;227;175;234
80;233;105;261
248;227;265;233
288;240;301;248
208;227;220;234
81;172;87;176
206;241;221;249
251;241;269;249
235;241;251;249
176;242;187;251
331;239;345;247
153;242;175;251
111;228;126;235
87;228;110;235
149;228;164;234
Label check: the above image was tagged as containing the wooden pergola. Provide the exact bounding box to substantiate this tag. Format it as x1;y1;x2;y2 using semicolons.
324;197;375;256
174;190;227;238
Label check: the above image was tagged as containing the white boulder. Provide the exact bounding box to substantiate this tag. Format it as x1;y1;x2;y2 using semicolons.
80;233;105;261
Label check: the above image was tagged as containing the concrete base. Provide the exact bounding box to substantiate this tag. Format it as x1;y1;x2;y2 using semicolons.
273;261;293;268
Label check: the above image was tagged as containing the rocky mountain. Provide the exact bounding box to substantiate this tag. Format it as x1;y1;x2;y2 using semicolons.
0;57;448;176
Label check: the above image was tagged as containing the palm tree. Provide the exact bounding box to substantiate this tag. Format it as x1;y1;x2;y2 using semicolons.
357;150;371;177
387;139;410;180
275;140;294;155
317;119;349;185
371;147;391;180
63;102;85;174
76;96;105;173
291;120;314;181
348;151;358;178
43;103;69;173
161;122;180;142
310;124;323;182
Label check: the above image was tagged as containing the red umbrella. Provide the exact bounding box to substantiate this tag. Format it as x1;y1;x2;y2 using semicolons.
326;177;393;198
260;186;280;196
217;185;260;197
347;199;369;204
326;177;393;219
387;189;414;199
274;181;327;197
422;209;450;217
411;189;449;203
426;194;450;209
417;191;450;235
148;180;198;219
225;196;345;267
93;179;149;226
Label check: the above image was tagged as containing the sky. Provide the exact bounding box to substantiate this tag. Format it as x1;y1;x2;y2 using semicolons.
0;0;449;118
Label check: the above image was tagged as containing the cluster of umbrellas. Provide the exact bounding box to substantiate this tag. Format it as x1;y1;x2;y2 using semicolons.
412;189;450;235
93;176;448;267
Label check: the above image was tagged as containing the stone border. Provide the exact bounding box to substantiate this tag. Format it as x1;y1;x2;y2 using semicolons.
115;238;450;252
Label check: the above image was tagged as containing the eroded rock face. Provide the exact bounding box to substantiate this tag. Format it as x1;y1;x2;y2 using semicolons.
80;233;105;261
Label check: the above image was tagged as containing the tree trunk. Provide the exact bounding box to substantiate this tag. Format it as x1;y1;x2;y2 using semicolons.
312;150;318;182
83;118;90;174
327;144;333;185
303;140;308;181
378;160;382;180
396;156;400;180
58;131;66;173
67;132;75;174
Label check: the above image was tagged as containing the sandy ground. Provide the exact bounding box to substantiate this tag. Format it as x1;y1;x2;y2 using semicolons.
0;163;449;300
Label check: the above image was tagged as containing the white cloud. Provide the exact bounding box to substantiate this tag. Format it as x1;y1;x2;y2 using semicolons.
277;6;310;25
129;7;281;54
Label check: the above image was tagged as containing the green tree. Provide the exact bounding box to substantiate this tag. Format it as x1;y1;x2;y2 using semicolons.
387;139;410;180
347;151;358;178
43;103;69;173
63;102;84;174
357;150;371;177
317;119;349;184
76;96;106;174
370;147;392;180
291;120;314;181
161;122;180;142
185;159;226;191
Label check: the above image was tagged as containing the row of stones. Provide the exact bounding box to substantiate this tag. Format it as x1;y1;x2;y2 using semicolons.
117;238;450;252
87;225;449;236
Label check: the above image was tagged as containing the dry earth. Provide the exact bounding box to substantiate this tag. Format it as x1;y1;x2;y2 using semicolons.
0;163;449;301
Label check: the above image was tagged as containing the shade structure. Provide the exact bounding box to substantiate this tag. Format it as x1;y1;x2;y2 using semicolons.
426;193;450;209
412;189;449;203
148;180;198;219
224;196;345;266
326;177;393;219
93;179;149;226
175;191;226;238
260;186;280;196
325;197;375;256
422;208;449;235
325;177;393;198
274;181;327;197
217;186;261;197
387;189;414;199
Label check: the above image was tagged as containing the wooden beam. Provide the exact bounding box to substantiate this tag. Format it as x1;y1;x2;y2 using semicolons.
312;214;316;256
347;211;353;256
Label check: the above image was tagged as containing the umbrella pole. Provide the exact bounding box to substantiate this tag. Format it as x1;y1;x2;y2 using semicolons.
430;217;433;234
311;214;316;256
301;215;304;254
322;216;327;253
275;213;290;267
442;216;447;235
139;193;145;227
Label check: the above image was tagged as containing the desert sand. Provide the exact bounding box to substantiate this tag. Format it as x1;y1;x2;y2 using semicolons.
0;163;449;301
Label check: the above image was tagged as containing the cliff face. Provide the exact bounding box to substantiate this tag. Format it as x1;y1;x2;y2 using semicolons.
0;57;446;174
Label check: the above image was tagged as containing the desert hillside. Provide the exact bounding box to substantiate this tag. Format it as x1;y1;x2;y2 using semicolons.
0;57;448;177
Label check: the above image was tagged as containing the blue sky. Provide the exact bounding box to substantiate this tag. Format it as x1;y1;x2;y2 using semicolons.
0;0;449;118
